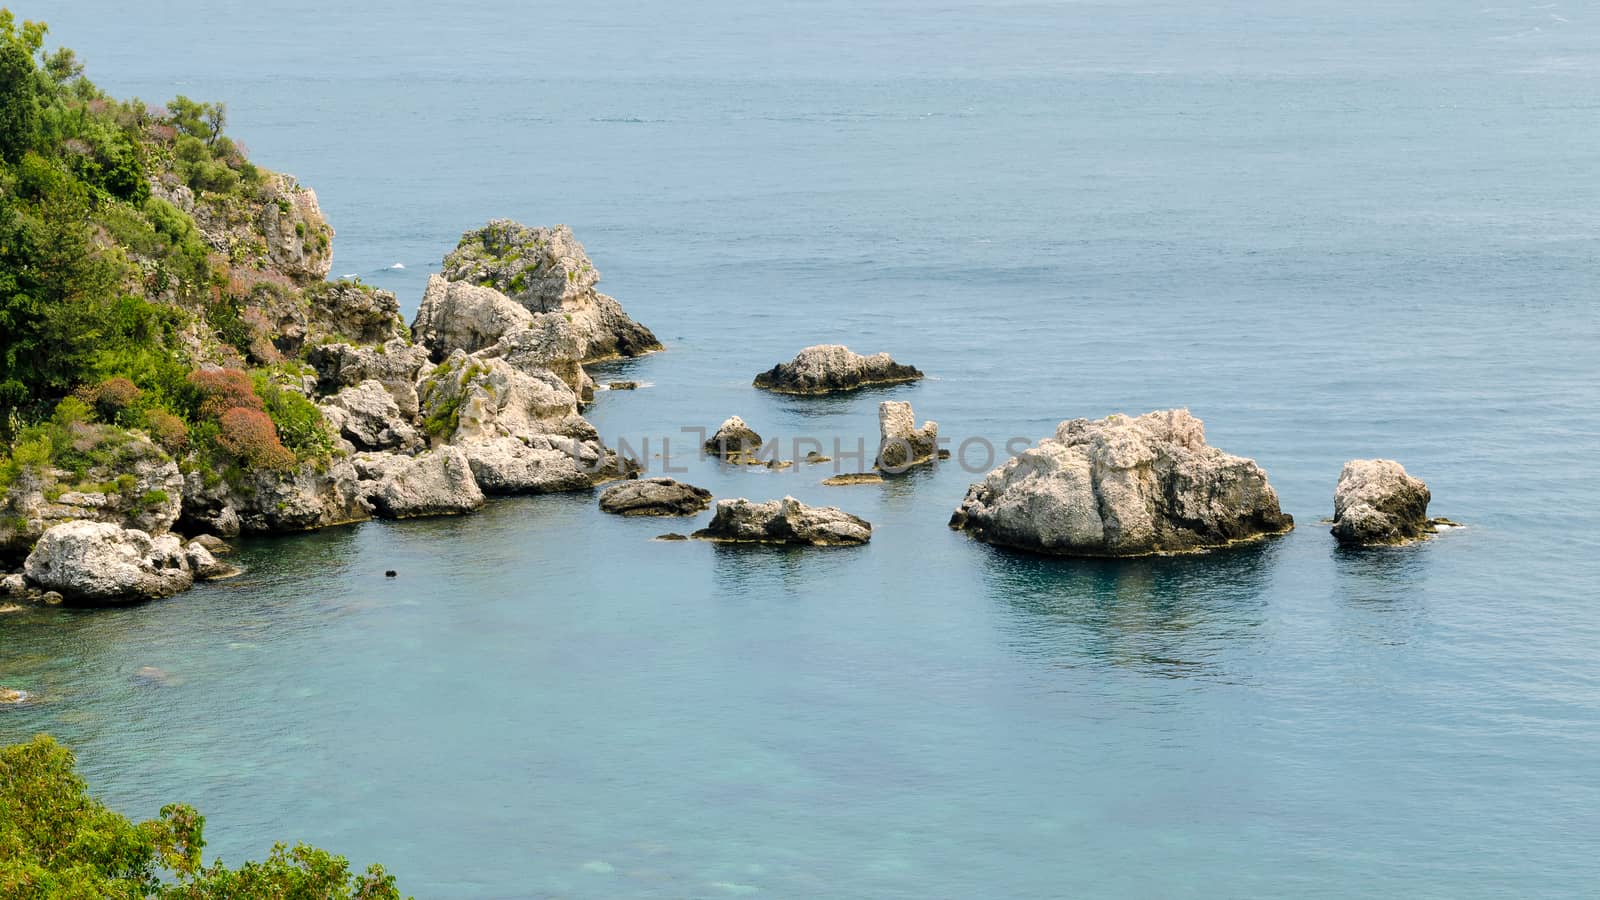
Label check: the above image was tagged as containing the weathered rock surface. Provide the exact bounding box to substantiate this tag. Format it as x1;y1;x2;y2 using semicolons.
598;478;713;517
319;380;422;452
1331;459;1433;546
420;352;594;444
458;435;623;495
304;281;407;346
2;573;25;597
705;416;764;461
156;172;333;283
190;534;232;555
180;458;371;536
823;473;884;486
693;497;872;546
875;401;939;472
23;521;194;603
0;429;183;560
0;687;28;704
440;220;661;362
369;447;485;519
184;541;240;581
950;409;1293;557
411;275;535;357
306;339;432;418
753;345;923;395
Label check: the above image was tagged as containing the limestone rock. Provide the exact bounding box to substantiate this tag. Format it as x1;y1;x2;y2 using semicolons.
2;573;25;597
0;429;183;559
306;339;431;418
693;497;872;546
190;534;233;555
370;447;485;519
184;541;240;581
823;473;884;486
319;380;422;452
419;352;594;444
304;280;407;346
950;409;1292;557
753;345;922;395
180;458;371;536
440;220;660;361
23;521;194;603
1;687;28;704
411;275;535;358
875;401;938;472
598;478;713;517
157;172;333;283
1331;459;1433;546
705;416;764;461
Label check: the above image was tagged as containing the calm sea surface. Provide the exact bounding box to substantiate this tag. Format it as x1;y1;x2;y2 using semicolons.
5;1;1600;896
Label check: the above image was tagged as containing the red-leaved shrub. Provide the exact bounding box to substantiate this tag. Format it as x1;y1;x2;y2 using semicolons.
216;407;294;470
188;368;262;420
142;409;190;455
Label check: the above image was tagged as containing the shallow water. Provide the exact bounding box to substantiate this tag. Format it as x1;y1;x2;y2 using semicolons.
5;0;1600;896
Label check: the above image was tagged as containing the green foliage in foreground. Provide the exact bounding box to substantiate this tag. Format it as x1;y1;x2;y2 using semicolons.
0;735;408;899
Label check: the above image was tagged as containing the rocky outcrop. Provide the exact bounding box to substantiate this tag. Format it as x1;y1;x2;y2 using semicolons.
184;541;240;581
180;458;371;536
303;281;407;346
306;339;431;418
875;401;938;472
416;353;630;494
0;687;28;704
319;380;422;452
0;429;183;560
411;275;535;358
1331;459;1433;546
950;409;1292;557
705;416;764;461
439;220;660;362
693;497;872;546
753;345;923;395
23;521;194;603
369;447;485;519
156;172;333;283
598;478;713;517
823;473;884;486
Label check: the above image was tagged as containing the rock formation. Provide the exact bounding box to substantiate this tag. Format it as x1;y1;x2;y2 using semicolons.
437;220;660;362
693;497;872;546
705;416;764;461
875;401;938;472
369;447;485;519
950;409;1292;556
598;478;714;517
23;521;195;603
753;345;922;395
1331;459;1434;546
319;380;423;452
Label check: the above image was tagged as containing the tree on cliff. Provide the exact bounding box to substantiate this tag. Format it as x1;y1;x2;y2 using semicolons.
0;735;408;899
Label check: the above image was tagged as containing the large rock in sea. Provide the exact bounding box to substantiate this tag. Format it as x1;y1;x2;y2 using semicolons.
950;409;1292;556
369;447;485;519
23;521;194;603
753;345;922;395
439;220;660;362
598;478;713;517
1331;459;1433;546
693;497;872;546
180;457;371;537
411;274;596;400
875;401;938;472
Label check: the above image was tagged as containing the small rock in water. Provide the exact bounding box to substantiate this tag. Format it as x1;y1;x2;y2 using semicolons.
0;603;25;615
606;381;640;391
823;473;884;486
599;478;713;517
655;533;690;541
753;344;923;395
385;570;398;578
1;687;30;704
804;452;831;464
131;666;175;687
693;497;871;546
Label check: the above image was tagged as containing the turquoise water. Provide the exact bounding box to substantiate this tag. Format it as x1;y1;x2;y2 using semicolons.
5;1;1600;896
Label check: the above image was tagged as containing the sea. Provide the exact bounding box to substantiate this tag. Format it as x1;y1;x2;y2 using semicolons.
3;1;1599;896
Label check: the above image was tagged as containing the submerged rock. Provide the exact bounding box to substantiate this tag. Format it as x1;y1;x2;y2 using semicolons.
598;478;713;517
875;401;939;472
190;534;233;555
23;521;194;603
950;409;1292;557
184;541;241;581
693;497;872;546
1;687;29;704
369;447;485;519
753;345;923;395
704;416;764;461
1331;459;1434;546
822;473;884;486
